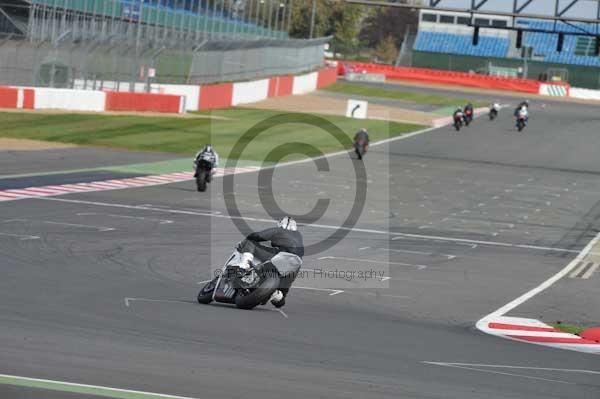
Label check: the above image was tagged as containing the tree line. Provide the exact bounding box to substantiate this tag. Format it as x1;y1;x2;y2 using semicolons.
288;0;418;64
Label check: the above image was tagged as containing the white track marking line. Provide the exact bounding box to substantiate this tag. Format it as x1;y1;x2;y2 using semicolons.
293;286;344;296
0;373;201;399
3;219;115;232
368;247;456;260
423;362;600;375
77;212;173;224
569;261;589;278
272;308;289;319
581;262;600;279
37;196;584;255
0;232;40;240
124;297;192;307
318;256;427;270
422;362;574;385
477;232;600;330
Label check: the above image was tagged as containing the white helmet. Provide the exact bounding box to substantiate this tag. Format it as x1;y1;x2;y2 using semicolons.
277;216;297;231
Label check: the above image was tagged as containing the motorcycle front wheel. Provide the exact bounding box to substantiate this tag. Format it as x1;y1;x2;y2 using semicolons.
196;169;207;192
197;278;216;304
235;275;281;310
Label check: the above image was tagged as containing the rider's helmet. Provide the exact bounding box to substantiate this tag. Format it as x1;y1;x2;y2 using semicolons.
203;144;213;153
277;216;297;231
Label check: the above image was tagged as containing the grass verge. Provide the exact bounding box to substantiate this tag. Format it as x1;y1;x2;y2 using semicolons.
552;322;586;335
324;82;487;108
0;108;424;162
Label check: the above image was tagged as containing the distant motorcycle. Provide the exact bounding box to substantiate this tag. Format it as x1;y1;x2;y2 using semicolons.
453;114;463;131
194;154;213;192
354;138;368;160
489;108;498;121
463;108;474;126
516;114;527;132
197;250;302;310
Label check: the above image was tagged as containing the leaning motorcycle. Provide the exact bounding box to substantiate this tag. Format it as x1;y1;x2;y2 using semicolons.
194;155;213;192
198;251;302;310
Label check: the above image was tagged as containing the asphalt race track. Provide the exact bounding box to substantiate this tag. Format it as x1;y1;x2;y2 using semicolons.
2;93;600;398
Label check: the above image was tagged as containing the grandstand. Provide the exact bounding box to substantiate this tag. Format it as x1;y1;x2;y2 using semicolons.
411;9;600;86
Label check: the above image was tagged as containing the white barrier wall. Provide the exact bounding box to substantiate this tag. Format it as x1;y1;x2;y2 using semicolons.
292;72;318;95
158;84;200;111
34;88;106;112
232;79;270;105
570;87;600;101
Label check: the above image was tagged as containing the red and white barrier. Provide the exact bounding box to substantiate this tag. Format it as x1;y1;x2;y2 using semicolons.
0;68;338;114
198;83;234;110
232;78;270;106
569;87;600;101
34;88;106;112
105;91;184;113
268;75;294;97
292;71;319;95
158;84;200;112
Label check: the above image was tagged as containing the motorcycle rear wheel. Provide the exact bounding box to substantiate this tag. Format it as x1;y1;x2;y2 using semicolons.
235;275;281;310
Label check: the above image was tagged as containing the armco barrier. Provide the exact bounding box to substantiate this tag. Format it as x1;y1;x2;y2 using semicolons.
105;92;183;113
268;76;294;97
341;62;541;94
198;83;234;110
0;86;18;108
34;88;106;112
570;87;600;101
232;79;269;106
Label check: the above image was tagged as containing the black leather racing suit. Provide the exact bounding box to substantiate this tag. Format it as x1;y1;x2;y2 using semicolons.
238;227;304;297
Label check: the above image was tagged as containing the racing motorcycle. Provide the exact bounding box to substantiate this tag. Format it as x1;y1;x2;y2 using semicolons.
516;111;528;132
453;113;463;131
194;154;213;192
489;108;498;121
463;108;474;126
197;250;302;310
354;138;368;160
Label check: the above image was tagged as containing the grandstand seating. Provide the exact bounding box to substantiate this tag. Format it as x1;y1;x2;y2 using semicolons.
414;31;510;58
517;19;600;67
414;14;600;68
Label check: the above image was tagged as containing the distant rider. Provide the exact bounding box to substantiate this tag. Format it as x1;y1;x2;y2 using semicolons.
463;102;474;123
453;107;464;122
354;128;370;155
489;102;500;119
193;145;219;177
236;216;304;308
514;100;529;116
